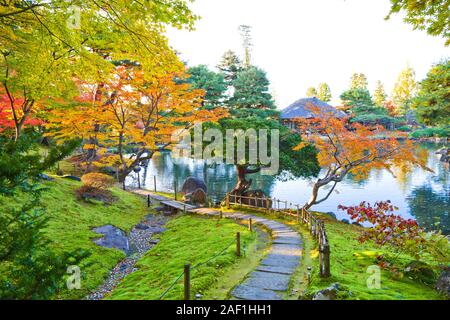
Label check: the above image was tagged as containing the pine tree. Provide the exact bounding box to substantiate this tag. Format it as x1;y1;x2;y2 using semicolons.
229;66;275;111
187;65;227;109
217;50;243;83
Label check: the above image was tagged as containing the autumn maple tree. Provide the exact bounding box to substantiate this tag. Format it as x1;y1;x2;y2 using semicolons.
294;106;430;210
0;90;42;135
47;64;227;184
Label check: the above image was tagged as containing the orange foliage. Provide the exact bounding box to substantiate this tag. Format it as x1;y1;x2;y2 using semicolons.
294;106;430;209
47;65;228;179
81;173;114;189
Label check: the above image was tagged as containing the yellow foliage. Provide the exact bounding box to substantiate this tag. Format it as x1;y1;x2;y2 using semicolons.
81;173;114;190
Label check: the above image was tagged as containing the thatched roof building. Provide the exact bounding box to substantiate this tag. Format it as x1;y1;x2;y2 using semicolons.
280;97;346;130
280;97;346;120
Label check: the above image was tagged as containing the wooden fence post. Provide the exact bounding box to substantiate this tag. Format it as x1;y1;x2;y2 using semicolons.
266;197;270;213
236;232;241;257
147;194;151;208
174;180;177;201
184;264;190;300
226;193;230;209
320;243;331;278
219;210;223;219
249;218;253;232
153;176;157;192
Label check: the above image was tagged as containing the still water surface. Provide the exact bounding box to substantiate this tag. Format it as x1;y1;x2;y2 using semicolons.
126;143;449;234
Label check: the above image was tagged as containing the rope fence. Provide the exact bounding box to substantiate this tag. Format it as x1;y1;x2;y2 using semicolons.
158;236;242;300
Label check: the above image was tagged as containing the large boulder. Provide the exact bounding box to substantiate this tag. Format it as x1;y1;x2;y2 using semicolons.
181;177;207;205
92;225;129;253
181;176;207;194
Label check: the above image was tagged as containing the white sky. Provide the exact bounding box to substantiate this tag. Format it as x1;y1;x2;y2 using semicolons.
166;0;450;108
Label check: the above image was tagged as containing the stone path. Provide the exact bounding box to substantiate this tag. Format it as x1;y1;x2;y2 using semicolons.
137;190;303;301
191;209;303;300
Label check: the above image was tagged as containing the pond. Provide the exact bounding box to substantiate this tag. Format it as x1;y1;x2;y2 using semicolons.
126;143;449;234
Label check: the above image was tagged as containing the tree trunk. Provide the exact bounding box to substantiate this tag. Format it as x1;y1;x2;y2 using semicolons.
231;165;261;196
303;182;320;210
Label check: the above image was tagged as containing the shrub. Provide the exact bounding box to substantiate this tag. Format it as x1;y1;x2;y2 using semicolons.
397;125;412;132
76;185;113;203
81;173;114;190
78;173;115;203
409;127;450;138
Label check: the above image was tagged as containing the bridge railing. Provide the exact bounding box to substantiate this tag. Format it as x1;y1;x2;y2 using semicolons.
225;193;331;278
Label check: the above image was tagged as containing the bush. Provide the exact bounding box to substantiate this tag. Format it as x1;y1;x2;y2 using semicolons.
76;185;113;203
81;173;114;190
409;127;450;138
397;125;412;132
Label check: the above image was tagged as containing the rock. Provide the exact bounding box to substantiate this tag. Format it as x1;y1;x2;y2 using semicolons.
435;267;450;297
63;175;81;181
404;261;436;285
184;188;207;206
312;283;341;300
181;177;207;195
147;226;166;233
325;212;337;220
135;223;149;230
38;173;54;181
92;225;129;253
341;219;350;224
352;222;362;227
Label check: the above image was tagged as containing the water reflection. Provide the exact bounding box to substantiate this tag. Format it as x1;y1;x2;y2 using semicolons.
126;143;449;234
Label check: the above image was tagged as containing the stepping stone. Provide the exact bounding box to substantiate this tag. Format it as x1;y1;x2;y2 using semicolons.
272;231;300;239
260;254;300;269
231;285;283;300
271;244;302;256
255;265;296;275
244;271;291;291
272;237;302;245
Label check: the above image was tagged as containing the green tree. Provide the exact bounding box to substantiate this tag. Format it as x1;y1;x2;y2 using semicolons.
412;59;450;126
392;66;417;115
0;0;197;140
317;83;332;102
187;65;227;110
340;88;374;112
387;0;450;45
199;118;319;196
0;132;88;299
350;73;369;90
306;87;317;97
217;50;243;83
229;66;276;111
373;80;388;107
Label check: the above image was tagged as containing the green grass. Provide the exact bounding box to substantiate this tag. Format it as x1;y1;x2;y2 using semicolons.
0;176;149;299
308;213;444;300
107;214;257;300
222;206;445;300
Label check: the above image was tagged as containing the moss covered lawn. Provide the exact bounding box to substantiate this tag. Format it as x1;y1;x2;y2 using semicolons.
0;177;149;299
107;214;257;300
